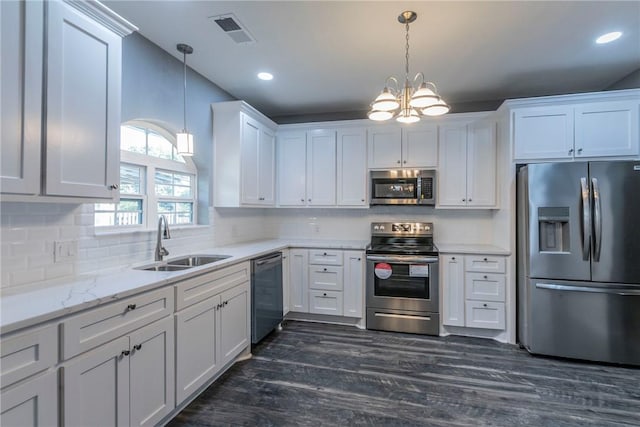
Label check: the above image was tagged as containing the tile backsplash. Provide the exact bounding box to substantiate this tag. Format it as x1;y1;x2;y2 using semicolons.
0;203;269;290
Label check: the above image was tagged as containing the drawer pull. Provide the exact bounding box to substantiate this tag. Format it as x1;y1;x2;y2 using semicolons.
121;350;130;357
483;258;488;262
357;258;361;261
323;252;327;256
323;293;327;297
483;303;488;308
323;268;327;271
133;344;142;351
484;275;488;279
452;257;456;261
224;301;228;306
127;304;137;311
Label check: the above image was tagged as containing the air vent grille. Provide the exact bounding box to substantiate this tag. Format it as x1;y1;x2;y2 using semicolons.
210;13;256;44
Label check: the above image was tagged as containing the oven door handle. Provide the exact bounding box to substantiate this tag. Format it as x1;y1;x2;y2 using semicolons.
366;255;439;264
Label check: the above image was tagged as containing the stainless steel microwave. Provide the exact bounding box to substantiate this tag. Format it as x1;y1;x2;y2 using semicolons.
370;170;436;205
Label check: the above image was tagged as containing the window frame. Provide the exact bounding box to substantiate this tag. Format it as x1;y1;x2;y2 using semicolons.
94;121;198;232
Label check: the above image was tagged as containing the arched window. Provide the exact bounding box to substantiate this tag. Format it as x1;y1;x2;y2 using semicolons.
95;122;197;229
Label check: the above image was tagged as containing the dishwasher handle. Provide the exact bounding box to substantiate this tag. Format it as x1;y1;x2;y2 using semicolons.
254;252;282;267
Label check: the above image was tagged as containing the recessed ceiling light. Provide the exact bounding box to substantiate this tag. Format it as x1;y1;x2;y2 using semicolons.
596;31;622;44
257;72;273;81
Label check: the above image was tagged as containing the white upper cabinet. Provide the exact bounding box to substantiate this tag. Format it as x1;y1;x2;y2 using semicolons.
574;101;639;158
367;124;438;169
336;128;367;206
438;120;497;209
0;0;135;199
277;131;307;206
277;129;336;207
511;92;640;161
241;116;275;205
0;0;43;195
367;126;402;168
213;101;278;207
306;130;336;206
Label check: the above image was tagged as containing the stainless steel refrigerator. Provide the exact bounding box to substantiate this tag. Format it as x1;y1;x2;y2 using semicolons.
517;161;640;365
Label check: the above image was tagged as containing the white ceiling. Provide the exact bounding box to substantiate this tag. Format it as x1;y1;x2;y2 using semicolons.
104;1;640;118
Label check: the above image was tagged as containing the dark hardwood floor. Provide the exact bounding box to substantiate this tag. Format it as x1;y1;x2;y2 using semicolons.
168;321;640;426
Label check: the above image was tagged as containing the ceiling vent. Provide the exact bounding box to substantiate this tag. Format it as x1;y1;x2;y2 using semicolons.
210;13;256;44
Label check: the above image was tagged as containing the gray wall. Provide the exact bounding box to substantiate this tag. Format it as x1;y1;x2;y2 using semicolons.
606;68;640;90
121;33;235;223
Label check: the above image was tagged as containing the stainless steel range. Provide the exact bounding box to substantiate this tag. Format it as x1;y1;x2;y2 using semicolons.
366;222;439;335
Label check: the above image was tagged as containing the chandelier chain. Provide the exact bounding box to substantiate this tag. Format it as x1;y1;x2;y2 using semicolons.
405;21;410;79
182;50;187;131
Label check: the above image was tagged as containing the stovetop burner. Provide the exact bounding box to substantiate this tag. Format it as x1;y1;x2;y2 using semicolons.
367;222;438;256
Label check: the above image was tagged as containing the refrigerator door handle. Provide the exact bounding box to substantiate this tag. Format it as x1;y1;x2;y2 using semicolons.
536;283;640;296
580;177;591;261
591;178;602;262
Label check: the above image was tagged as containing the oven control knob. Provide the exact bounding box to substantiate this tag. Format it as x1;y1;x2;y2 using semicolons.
379;225;385;231
373;225;379;231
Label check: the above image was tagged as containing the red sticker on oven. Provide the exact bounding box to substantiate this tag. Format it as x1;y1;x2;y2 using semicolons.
374;263;392;279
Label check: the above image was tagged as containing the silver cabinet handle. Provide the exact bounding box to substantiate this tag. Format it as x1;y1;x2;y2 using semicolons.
580;177;591;261
536;283;640;296
591;177;602;262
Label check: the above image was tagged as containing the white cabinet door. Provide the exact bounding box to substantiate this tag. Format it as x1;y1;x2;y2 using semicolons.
513;105;574;160
64;336;130;427
306;130;336;206
337;128;367;206
575;101;639;158
175;295;220;405
45;1;121;198
129;316;175;427
343;251;364;318
441;254;465;327
282;249;291;315
437;124;468;207
0;0;42;195
0;371;57;427
218;281;250;365
241;116;260;204
277;132;307;206
466;121;497;207
367;126;402;168
258;128;276;204
402;124;438;168
289;249;308;312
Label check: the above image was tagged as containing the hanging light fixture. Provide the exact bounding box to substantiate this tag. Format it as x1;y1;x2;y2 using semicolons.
176;43;194;156
368;11;449;123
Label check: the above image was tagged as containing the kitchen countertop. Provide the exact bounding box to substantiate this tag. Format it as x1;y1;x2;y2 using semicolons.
436;243;511;256
0;238;368;335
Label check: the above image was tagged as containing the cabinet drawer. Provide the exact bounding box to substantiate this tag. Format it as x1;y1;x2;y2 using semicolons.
61;287;173;360
465;255;506;273
1;325;57;389
309;290;343;316
309;266;343;291
465;273;506;302
465;301;505;330
308;250;343;266
175;262;250;311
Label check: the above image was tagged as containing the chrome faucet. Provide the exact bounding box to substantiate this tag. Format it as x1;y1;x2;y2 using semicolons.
155;215;171;261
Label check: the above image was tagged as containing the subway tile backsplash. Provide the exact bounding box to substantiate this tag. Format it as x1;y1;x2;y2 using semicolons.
0;203;269;290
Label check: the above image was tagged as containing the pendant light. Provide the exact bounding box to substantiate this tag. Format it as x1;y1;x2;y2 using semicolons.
368;11;449;123
176;43;194;156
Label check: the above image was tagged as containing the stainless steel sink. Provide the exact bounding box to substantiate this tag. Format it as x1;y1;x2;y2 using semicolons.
134;254;231;272
166;255;231;267
138;264;191;272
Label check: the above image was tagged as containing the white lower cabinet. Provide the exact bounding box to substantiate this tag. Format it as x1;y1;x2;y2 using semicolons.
175;278;250;406
288;249;364;319
63;315;174;427
441;254;507;330
0;371;57;427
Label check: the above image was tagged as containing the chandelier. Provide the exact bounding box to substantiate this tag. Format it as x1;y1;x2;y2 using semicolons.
368;11;450;123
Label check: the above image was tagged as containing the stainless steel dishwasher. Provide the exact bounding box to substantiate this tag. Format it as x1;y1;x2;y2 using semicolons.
251;252;283;344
